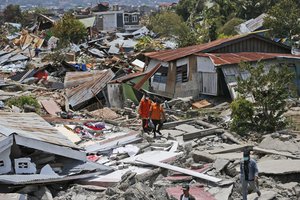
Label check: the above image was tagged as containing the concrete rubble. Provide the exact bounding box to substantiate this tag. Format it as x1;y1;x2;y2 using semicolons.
0;5;299;200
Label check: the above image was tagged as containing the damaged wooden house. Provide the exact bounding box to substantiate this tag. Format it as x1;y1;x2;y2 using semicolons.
0;112;112;187
144;33;300;99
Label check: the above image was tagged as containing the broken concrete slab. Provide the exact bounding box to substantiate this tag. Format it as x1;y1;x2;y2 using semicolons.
213;153;243;160
253;147;300;159
247;190;276;200
80;166;150;187
213;158;230;172
162;119;195;129
192;151;216;163
209;144;253;154
160;129;185;137
258;135;300;155
258;160;300;175
183;128;223;141
208;184;233;200
175;124;200;133
120;150;182;165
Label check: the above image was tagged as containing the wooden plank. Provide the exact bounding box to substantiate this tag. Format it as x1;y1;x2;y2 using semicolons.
40;99;62;116
136;158;222;183
253;147;300;159
183;127;223;141
192;100;211;109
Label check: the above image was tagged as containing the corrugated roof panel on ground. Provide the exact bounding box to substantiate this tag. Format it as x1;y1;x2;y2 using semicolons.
0;112;77;148
66;69;114;108
64;71;109;88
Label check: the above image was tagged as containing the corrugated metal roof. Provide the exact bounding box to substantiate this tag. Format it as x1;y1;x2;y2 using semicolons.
64;71;109;88
144;35;248;62
144;33;290;62
195;52;300;66
66;69;115;108
0;112;77;148
109;72;145;84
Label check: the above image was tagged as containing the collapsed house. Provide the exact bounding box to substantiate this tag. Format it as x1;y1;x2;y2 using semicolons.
144;33;300;99
0;112;112;187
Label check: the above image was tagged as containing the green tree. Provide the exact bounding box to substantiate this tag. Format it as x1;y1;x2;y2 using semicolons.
231;63;296;134
148;12;198;47
230;97;254;135
264;0;300;42
3;4;22;23
51;14;87;46
135;36;164;52
176;0;198;21
218;18;244;36
148;12;186;37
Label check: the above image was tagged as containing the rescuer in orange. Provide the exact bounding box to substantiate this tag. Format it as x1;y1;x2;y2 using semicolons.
149;98;166;138
138;93;152;132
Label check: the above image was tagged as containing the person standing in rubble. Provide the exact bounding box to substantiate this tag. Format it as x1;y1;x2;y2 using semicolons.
180;184;195;200
34;45;41;57
240;150;261;200
149;98;166;138
138;93;152;133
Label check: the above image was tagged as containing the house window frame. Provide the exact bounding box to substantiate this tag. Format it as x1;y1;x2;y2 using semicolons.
176;64;188;83
124;15;129;23
132;15;138;23
153;66;168;84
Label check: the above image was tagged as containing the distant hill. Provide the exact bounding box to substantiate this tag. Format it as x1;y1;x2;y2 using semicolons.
2;0;179;7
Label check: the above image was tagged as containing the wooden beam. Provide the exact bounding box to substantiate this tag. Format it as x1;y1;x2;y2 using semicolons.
136;158;222;183
183;127;223;141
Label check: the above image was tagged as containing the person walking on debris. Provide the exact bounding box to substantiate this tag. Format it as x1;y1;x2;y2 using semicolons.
240;150;261;200
149;98;166;138
180;184;195;200
138;93;152;133
34;45;41;57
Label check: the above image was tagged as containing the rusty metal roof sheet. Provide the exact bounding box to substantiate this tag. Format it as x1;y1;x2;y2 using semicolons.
144;33;290;62
0;112;77;148
66;69;115;108
109;72;145;84
195;52;300;66
64;71;109;88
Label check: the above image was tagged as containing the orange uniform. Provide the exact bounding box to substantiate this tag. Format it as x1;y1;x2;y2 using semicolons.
149;103;164;120
138;98;152;119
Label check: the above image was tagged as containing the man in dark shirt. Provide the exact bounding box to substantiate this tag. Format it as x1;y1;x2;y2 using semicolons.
240;150;261;200
179;184;196;200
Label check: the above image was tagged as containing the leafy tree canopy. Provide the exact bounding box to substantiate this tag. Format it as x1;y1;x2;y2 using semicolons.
230;62;296;134
51;14;87;46
148;11;198;47
264;0;300;42
3;4;22;23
